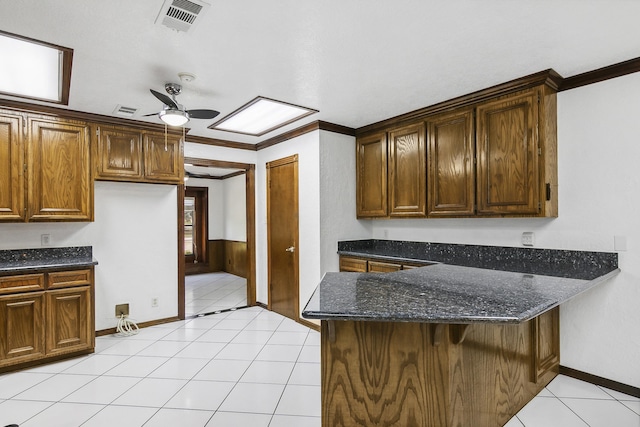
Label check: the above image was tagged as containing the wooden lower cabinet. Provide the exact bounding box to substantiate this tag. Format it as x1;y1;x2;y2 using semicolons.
321;309;559;427
339;256;423;273
367;260;402;273
46;287;92;356
0;292;45;367
0;268;94;372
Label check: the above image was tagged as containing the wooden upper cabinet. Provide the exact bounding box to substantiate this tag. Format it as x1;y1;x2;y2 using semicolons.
476;90;540;215
0;111;25;221
143;132;183;183
27;117;93;221
94;125;143;180
388;123;426;217
427;109;475;216
356;132;388;218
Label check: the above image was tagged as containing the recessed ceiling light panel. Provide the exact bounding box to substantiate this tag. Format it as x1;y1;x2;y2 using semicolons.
209;96;318;136
0;30;73;104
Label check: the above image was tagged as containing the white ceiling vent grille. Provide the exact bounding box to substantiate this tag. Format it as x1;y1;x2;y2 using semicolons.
113;105;138;117
155;0;210;33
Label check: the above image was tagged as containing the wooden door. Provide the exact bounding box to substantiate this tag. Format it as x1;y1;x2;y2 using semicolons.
0;111;24;221
267;155;299;321
94;125;143;180
427;109;475;216
476;90;539;215
27;117;93;221
144;132;183;183
184;187;208;274
356;132;387;218
0;292;45;366
46;286;92;356
388;123;426;217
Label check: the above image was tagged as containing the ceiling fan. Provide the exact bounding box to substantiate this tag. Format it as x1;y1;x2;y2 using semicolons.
145;83;220;126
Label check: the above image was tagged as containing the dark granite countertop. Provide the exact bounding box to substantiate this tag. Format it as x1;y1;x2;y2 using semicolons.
0;247;98;274
302;240;619;324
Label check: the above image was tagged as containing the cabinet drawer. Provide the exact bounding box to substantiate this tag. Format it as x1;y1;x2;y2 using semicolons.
339;257;368;272
0;274;45;295
368;261;402;273
47;269;92;289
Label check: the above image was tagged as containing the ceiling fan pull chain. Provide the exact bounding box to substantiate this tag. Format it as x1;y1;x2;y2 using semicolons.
164;123;168;151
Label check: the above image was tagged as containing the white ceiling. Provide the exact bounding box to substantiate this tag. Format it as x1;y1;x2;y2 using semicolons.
1;0;639;145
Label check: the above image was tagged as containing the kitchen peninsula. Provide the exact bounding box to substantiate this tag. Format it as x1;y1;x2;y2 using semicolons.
302;240;619;427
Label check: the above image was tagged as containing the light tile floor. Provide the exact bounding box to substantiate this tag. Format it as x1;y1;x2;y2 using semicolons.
0;306;637;427
185;272;247;316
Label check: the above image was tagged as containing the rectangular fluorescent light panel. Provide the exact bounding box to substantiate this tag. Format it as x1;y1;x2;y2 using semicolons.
210;96;317;136
0;31;72;104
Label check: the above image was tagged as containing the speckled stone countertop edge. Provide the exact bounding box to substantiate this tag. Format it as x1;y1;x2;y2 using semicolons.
0;246;98;274
0;259;99;274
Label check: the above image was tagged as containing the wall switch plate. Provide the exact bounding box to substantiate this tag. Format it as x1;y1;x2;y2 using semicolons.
614;235;628;251
521;232;535;247
41;234;51;246
115;303;129;317
151;297;159;307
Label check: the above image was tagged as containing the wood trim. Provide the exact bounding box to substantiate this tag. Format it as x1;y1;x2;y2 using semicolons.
256;120;356;151
298;317;320;332
560;56;640;92
559;366;640;398
266;153;299;168
356;69;563;136
185;134;257;151
222;170;246;180
184;157;253;171
246;165;256;306
255;301;268;309
95;316;181;337
0;97;185;134
177;183;185;320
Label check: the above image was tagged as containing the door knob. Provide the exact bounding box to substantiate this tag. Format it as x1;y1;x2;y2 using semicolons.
285;246;295;253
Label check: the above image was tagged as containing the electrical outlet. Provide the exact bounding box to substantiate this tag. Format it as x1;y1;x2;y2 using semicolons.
521;232;535;247
41;234;51;246
151;297;159;307
115;303;129;317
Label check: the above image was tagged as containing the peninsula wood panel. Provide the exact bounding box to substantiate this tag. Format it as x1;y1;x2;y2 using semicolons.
476;90;539;215
27;117;93;221
0;111;24;221
322;317;557;427
0;292;45;366
356;132;387;218
45;286;92;356
427;109;475;216
388;123;426;217
93;125;143;180
143;132;183;183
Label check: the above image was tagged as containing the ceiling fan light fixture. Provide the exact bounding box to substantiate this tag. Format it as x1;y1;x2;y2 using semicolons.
159;109;189;126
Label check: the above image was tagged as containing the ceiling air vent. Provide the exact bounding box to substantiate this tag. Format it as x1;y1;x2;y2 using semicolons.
155;0;210;33
113;105;138;118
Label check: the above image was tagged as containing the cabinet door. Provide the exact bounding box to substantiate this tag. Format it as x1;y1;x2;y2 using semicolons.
476;90;539;215
143;132;183;182
94;125;143;180
0;112;25;221
27;117;93;221
427;109;475;216
531;306;559;383
46;286;92;356
388;123;426;217
0;292;45;366
356;132;388;218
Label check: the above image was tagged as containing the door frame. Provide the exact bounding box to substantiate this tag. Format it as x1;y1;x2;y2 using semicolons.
266;154;300;321
178;157;256;320
184;186;209;274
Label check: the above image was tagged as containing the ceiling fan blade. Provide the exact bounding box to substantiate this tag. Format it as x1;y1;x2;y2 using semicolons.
186;109;220;120
150;89;178;110
141;112;159;117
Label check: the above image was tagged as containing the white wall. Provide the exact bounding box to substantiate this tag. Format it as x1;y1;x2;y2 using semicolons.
319;131;371;275
365;73;640;388
223;174;247;241
0;181;178;330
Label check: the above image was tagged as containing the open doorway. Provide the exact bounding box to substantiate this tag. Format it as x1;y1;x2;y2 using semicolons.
178;158;256;319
